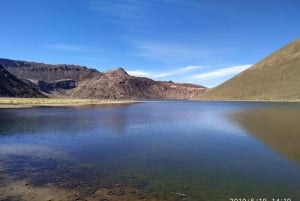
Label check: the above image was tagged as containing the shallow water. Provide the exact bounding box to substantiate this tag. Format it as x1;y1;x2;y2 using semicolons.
0;101;300;201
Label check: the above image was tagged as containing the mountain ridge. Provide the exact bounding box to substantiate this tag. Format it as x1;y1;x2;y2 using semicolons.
0;58;207;99
0;58;101;82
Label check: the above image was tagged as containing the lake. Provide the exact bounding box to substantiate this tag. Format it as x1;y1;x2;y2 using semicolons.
0;101;300;201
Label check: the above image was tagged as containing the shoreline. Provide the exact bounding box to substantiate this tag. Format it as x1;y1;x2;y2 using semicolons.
0;98;136;109
192;99;300;103
1;97;299;109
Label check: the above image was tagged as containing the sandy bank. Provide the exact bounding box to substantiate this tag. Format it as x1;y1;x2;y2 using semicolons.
0;98;135;108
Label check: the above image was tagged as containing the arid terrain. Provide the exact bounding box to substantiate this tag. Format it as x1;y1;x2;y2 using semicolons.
0;58;207;99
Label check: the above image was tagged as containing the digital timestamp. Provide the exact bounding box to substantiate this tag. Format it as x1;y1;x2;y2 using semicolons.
229;198;291;201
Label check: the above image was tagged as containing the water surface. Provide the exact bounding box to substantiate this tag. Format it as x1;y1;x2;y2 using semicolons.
0;101;299;201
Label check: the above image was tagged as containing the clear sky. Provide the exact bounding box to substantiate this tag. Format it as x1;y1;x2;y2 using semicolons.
1;0;300;87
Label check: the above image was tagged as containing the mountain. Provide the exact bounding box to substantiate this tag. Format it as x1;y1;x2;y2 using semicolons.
0;58;100;82
0;65;45;97
0;59;207;99
198;39;300;101
0;58;102;97
69;68;206;99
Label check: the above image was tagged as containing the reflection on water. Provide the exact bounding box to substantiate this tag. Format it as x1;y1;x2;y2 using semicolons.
232;105;300;163
0;105;131;136
0;101;300;201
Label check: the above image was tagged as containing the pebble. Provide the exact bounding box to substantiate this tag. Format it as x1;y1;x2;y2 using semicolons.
114;183;122;187
176;193;187;198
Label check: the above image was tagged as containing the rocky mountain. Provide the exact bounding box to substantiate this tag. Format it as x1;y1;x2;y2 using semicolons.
0;65;45;97
0;58;206;99
198;39;300;101
69;68;206;99
0;58;100;82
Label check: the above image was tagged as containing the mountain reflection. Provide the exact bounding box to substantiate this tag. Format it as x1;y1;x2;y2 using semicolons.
232;105;300;163
0;105;131;137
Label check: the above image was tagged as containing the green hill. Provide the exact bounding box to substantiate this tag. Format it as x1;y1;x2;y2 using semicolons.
198;39;300;101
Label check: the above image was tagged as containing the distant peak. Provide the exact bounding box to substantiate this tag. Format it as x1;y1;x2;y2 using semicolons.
105;67;129;76
113;67;126;72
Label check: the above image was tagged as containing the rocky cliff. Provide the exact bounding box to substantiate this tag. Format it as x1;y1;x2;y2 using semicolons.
0;58;100;82
0;65;45;98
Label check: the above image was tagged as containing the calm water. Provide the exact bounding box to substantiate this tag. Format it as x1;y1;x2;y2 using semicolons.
0;101;300;201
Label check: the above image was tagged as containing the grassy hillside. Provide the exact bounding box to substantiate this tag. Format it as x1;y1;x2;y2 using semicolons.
198;39;300;101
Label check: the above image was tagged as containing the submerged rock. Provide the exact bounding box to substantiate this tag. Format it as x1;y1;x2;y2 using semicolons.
176;193;187;198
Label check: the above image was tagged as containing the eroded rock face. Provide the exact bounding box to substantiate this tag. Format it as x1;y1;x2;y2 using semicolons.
22;79;78;94
0;59;207;99
0;65;45;98
0;58;101;82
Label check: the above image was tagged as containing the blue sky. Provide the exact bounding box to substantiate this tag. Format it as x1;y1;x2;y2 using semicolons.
1;0;299;87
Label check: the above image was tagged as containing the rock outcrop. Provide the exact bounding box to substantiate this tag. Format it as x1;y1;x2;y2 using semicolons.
0;65;45;97
22;79;77;95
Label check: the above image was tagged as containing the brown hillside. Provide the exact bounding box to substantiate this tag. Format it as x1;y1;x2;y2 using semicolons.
69;68;206;99
198;39;300;101
0;65;45;98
